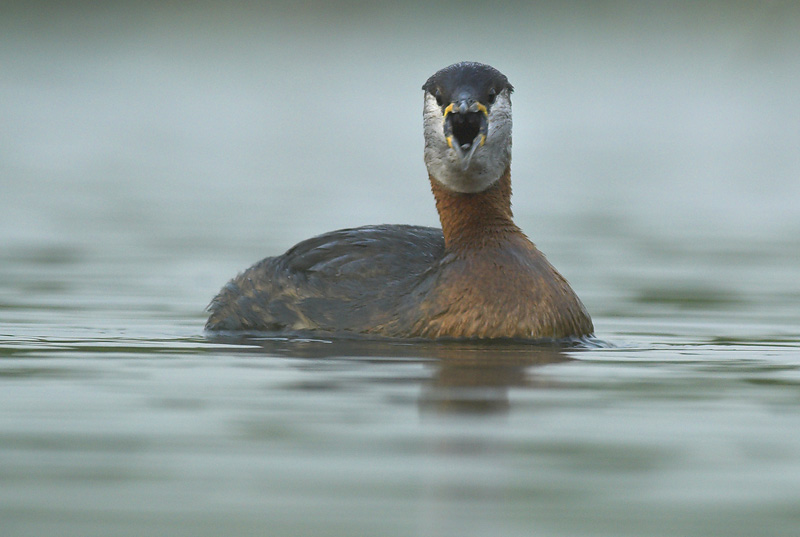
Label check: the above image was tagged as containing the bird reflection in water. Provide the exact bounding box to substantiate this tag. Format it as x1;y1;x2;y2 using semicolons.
208;334;589;415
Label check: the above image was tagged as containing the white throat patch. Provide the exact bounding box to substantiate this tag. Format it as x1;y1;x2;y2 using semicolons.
423;90;512;193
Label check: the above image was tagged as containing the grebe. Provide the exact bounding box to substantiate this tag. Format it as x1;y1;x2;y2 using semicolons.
206;62;593;339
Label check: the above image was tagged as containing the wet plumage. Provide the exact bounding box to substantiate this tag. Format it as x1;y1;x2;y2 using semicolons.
207;225;445;335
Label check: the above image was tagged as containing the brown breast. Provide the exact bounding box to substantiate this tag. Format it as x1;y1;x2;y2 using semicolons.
411;166;593;339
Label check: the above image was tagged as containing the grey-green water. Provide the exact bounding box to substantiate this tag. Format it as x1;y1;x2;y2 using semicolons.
2;3;800;536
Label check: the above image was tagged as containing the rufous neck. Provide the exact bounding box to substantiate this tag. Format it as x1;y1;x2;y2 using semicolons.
430;166;522;251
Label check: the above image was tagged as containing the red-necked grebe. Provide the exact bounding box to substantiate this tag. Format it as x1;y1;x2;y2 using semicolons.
206;62;593;339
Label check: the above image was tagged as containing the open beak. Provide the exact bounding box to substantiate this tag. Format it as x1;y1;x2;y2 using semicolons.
443;100;489;170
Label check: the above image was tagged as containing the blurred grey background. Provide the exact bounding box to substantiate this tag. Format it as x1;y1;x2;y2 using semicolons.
1;1;798;300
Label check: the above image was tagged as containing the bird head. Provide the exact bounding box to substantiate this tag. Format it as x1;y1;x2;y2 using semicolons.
422;62;514;193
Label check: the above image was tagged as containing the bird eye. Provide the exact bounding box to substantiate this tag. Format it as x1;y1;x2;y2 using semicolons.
487;88;497;105
434;90;444;106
